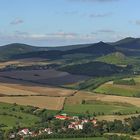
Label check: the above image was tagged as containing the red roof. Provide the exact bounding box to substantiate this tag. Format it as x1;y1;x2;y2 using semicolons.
55;115;71;120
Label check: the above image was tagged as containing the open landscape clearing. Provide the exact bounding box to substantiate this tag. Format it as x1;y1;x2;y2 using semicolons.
0;102;40;129
0;76;75;97
0;69;89;86
0;96;65;110
64;100;140;115
1;1;140;139
66;91;140;107
0;58;50;68
94;76;140;97
64;91;140;115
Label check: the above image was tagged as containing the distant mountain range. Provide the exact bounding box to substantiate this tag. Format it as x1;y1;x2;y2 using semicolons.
0;37;140;61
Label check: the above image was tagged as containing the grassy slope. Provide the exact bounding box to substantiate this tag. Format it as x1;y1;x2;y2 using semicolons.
95;83;140;97
0;102;39;129
94;76;140;97
63;100;140;115
96;52;136;65
64;75;131;90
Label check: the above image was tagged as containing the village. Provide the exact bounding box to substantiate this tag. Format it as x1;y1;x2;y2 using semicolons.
9;113;97;139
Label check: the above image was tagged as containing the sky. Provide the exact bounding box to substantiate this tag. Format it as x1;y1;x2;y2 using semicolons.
0;0;140;46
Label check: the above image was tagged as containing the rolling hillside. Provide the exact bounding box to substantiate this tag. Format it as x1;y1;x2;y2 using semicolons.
111;37;140;56
1;37;140;61
9;41;116;60
112;37;140;50
66;41;116;56
96;52;136;65
59;61;130;77
0;43;47;60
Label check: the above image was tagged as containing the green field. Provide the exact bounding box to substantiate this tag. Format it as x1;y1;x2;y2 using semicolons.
46;137;107;140
0;102;40;129
94;76;140;97
63;101;140;115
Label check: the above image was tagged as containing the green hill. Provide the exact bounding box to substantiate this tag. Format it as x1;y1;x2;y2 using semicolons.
11;42;116;60
96;52;135;65
0;43;48;61
0;43;37;60
59;61;130;77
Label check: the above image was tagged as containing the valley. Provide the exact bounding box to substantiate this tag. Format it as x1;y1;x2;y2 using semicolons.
0;38;140;139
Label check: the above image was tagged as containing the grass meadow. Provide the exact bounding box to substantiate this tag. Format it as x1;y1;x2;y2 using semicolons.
94;76;140;97
0;102;40;129
63;100;140;115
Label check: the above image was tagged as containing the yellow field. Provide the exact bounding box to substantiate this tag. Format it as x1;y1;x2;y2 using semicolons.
0;83;74;96
66;91;140;107
0;58;50;68
0;96;65;110
0;77;75;97
0;76;74;110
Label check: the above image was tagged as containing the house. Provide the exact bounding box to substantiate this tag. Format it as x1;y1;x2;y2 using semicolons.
75;124;83;130
55;114;71;120
18;128;31;136
68;121;83;130
91;119;97;125
68;124;75;129
72;116;79;121
9;133;16;139
44;128;53;134
81;119;89;124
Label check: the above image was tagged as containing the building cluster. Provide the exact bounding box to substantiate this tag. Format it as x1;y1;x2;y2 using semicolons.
9;113;97;139
55;113;97;130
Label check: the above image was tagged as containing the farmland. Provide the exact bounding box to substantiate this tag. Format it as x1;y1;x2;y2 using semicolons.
0;76;76;97
94;76;140;97
0;96;65;110
64;91;140;115
0;69;89;86
1;73;140;114
64;100;140;115
0;58;50;68
66;91;140;107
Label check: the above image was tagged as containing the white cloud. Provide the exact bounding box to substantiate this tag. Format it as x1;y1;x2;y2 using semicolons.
89;12;112;18
0;31;96;45
10;18;24;25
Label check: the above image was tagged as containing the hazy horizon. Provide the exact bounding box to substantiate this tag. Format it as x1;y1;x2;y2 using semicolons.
0;0;140;46
0;36;137;47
